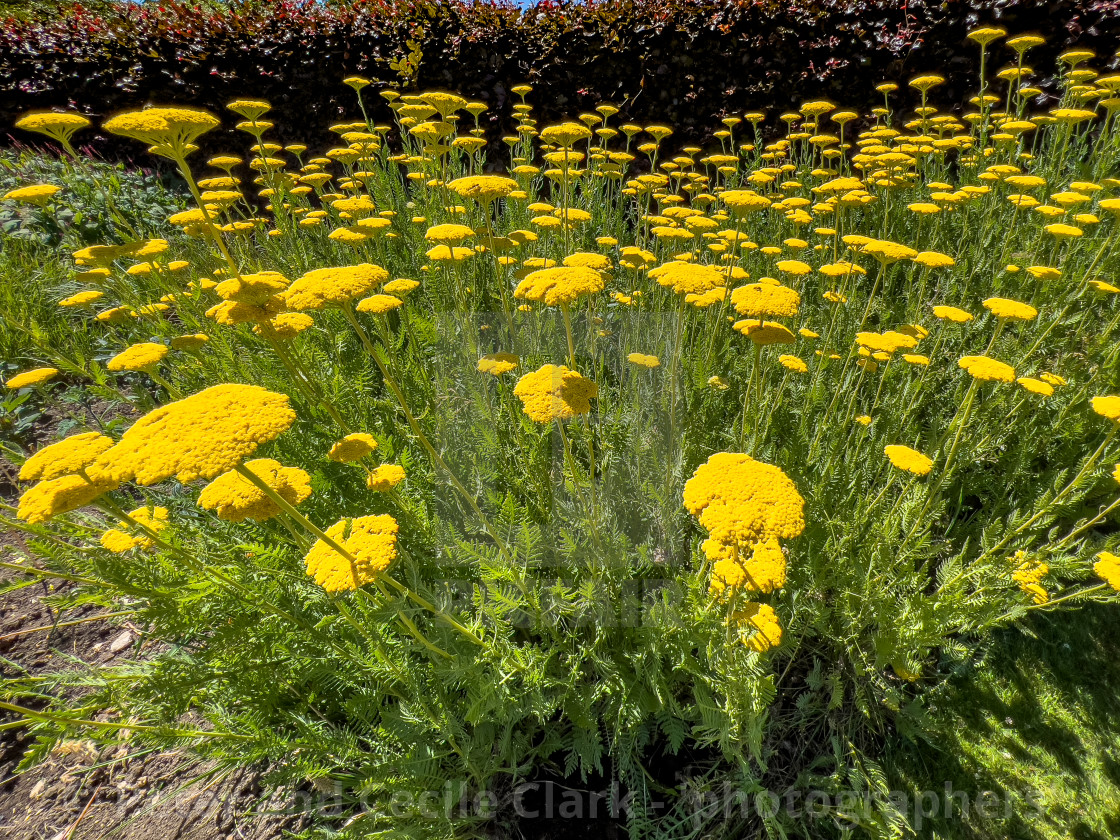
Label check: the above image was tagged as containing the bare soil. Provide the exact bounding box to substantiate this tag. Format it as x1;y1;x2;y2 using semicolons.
0;400;305;839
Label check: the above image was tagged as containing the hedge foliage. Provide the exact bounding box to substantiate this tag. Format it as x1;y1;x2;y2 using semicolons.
2;0;1120;156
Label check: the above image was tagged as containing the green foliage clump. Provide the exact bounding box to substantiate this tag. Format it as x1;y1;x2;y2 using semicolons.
3;31;1120;840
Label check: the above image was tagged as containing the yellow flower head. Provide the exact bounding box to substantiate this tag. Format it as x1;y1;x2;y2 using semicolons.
721;189;772;216
983;297;1038;321
730;602;783;652
207;299;278;326
1013;377;1052;397
168;334;209;353
447;175;519;203
424;223;476;244
909;74;946;93
328;433;378;463
958;355;1016;383
731;283;801;318
860;239;919;264
19;432;115;482
382;279;420;296
684;452;806;545
214;271;289;305
562;252;613;271
884;445;933;476
103;107;220;157
967;26;1006;46
734;320;797;345
515;266;604;307
367;464;406;492
254;313;315;340
649;261;725;295
18;474;118;524
540;122;593;147
304;514;399;592
627;353;661;368
912;251;956;268
198;458;311;522
855;331;918;355
708;537;787;595
932;305;973;323
1094;551;1120;591
4;184;62;206
1026;265;1061;281
513;364;598;423
478;353;520;375
93;384;295;485
1011;553;1049;603
107;342;169;373
1091;395;1120;421
226;98;272;120
356;294;404;315
281;264;389;310
779;354;808;373
100;505;169;553
15;111;91;144
775;259;812;276
6;368;59;389
59;290;104;307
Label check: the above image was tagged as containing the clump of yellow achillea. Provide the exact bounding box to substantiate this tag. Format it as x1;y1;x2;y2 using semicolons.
19;432;114;482
514;266;604;307
280;264;389;310
17;473;118;524
328;433;378;463
198;459;312;522
101;506;169;552
731;602;783;652
707;537;787;594
513;364;598;423
477;353;519;375
684;453;806;546
685;454;805;607
884;445;934;476
304;514;400;592
92;384;296;485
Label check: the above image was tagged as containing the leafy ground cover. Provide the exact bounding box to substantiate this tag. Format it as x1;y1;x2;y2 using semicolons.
2;28;1120;840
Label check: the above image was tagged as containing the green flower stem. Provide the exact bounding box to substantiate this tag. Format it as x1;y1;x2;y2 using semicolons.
171;152;244;282
94;495;347;657
0;700;253;741
340;302;512;562
1056;495;1120;547
556;421;604;554
366;584;452;660
234;463;485;648
978;424;1119;564
560;303;599;510
380;574;486;647
145;369;181;400
0;558;103;587
1027;582;1108;611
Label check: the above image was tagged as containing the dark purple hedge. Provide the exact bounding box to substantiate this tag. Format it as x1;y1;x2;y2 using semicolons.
3;0;1119;156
